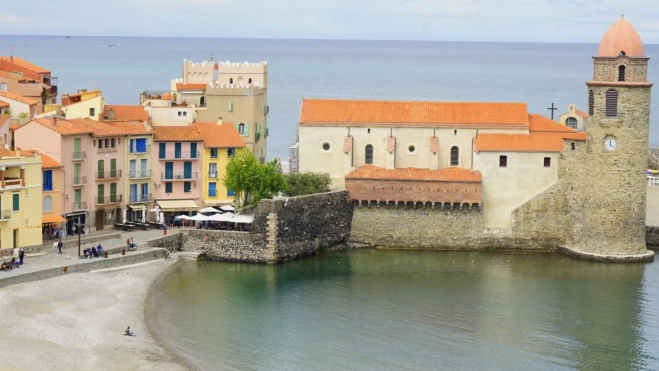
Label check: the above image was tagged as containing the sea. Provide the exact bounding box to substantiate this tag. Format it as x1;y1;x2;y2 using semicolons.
4;36;659;370
2;36;659;161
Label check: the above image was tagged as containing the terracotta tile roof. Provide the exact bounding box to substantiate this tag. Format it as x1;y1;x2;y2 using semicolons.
37;152;63;168
104;120;153;135
0;90;39;105
9;124;19;131
346;165;482;183
0;100;9;108
0;56;50;74
28;118;96;136
0;147;16;157
103;105;149;121
575;109;588;119
300;99;530;127
0;114;8;127
193;122;244;148
528;114;576;133
176;83;207;91
152;126;203;142
69;118;127;137
475;132;585;153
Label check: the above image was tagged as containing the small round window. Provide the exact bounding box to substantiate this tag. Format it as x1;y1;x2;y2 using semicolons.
322;143;331;151
408;145;416;153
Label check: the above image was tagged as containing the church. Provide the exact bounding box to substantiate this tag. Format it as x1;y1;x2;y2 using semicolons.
291;15;654;262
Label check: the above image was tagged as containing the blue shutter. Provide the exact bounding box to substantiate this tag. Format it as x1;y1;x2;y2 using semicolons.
136;138;146;152
159;143;166;159
190;142;197;159
129;139;135;153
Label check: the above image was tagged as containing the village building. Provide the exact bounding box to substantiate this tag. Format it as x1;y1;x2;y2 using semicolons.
558;104;588;130
193;120;245;207
0;90;39;123
0;56;57;105
0;148;43;257
38;151;65;237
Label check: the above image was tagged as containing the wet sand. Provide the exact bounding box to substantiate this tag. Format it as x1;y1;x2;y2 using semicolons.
0;259;191;371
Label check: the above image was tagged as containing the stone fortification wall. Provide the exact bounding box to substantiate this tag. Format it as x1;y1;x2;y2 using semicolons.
185;229;270;263
346;179;481;205
511;183;566;249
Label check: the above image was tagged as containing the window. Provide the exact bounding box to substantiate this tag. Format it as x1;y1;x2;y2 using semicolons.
43;195;52;212
183;111;187;117
454;130;457;135
571;143;576;151
408;145;415;153
210;148;218;158
130;184;138;202
178;111;182;117
190;142;197;158
98;139;104;149
367;128;371;134
238;123;245;136
175;143;182;158
588;90;594;116
229;78;233;84
141;183;149;200
0;83;6;92
228;101;233;112
165;182;173;194
248;78;252;84
111;138;116;148
89;108;96;117
184;181;191;193
159;143;166;159
499;155;508;168
450;146;459;166
140;159;147;177
618;65;626;81
544;157;551;167
209;182;217;197
606;89;618;117
43;170;53;191
365;145;374;164
105;139;109;148
566;117;578;129
228;189;235;197
13;193;19;211
228;148;235;158
322;143;331;151
209;163;217;178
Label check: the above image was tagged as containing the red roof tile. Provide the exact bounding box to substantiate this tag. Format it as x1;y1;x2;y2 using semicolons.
475;132;585;153
0;100;9;108
0;114;8;127
29;118;96;136
346;165;482;183
0;91;39;105
104;121;153;135
176;83;207;91
19;149;62;168
300;99;530;127
193;122;244;148
152;126;203;142
103;105;148;121
0;56;50;74
528;114;577;133
575;109;588;119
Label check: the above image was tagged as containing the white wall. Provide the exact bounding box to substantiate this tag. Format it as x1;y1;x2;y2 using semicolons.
149;107;194;126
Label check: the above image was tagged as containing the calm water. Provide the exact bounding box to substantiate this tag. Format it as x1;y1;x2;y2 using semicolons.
2;36;659;159
148;250;659;371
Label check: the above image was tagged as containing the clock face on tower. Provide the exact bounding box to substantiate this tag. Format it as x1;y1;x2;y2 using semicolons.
604;136;617;151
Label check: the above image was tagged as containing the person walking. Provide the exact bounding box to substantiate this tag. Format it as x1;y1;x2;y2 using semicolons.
53;240;58;254
18;248;25;265
57;239;63;254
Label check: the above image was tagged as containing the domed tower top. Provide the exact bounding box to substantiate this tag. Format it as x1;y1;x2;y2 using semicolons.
597;13;644;58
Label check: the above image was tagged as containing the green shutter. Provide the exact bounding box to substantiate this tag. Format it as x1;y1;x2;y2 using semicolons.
228;100;233;112
165;182;172;193
12;194;19;211
244;124;249;137
234;123;239;132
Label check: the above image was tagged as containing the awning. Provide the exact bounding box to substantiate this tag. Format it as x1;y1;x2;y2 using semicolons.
203;199;233;206
65;212;87;218
42;215;66;223
156;199;199;212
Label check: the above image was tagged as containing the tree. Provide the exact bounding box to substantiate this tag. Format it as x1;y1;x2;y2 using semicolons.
285;172;332;197
223;150;287;214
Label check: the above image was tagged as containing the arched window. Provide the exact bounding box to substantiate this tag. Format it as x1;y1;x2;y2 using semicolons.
365;145;374;164
606;89;618;117
238;76;244;85
566;117;578;129
238;123;245;136
199;96;205;107
588;90;594;116
618;65;626;81
450;146;459;166
229;78;233;84
248;78;252;84
43;196;52;212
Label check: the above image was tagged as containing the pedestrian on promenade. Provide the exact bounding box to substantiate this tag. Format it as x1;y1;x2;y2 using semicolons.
18;248;25;265
53;240;58;254
57;239;63;254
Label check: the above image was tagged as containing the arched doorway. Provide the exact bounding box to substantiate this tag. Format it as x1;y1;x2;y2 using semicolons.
95;209;104;231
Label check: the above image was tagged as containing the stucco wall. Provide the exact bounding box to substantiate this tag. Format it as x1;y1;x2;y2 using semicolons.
148;107;193;126
61;96;104;120
152;141;203;204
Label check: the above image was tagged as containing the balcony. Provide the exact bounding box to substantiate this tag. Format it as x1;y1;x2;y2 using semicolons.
95;169;122;180
72;176;88;186
72;202;87;211
128;194;152;203
161;172;198;181
208;172;218;179
0;210;12;221
129;170;152;179
3;178;23;187
72;151;86;161
95;194;122;205
130;145;151;154
158;151;200;160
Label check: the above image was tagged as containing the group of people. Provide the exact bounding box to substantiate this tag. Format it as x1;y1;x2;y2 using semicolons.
52;239;64;254
84;244;104;259
1;248;25;271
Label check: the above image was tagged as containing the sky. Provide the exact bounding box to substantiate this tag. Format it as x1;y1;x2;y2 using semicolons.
2;0;659;43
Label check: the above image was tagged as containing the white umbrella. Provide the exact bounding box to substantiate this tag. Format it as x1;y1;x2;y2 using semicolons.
175;215;191;220
209;213;235;222
199;207;221;213
159;212;165;224
232;214;254;224
141;206;146;223
219;205;235;212
122;208;127;224
188;214;210;221
149;207;160;212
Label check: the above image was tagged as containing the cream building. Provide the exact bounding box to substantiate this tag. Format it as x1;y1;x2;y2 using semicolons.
0;148;42;256
558;104;588;130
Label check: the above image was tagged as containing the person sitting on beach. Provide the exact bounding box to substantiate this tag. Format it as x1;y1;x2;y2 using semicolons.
84;249;90;259
0;261;9;271
125;326;135;336
129;237;136;250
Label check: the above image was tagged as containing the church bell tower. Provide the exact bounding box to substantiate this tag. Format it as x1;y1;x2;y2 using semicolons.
563;14;654;261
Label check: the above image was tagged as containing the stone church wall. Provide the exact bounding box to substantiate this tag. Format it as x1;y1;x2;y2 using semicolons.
511;182;566;249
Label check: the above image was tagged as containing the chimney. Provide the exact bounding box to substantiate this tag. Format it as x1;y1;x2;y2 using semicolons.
217;117;223;125
15;146;21;157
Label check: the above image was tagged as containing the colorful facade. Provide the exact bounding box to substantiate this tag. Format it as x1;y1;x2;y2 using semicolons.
193;121;244;207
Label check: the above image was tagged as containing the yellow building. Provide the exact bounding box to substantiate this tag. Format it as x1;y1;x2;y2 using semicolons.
38;151;65;237
0;148;43;256
193;120;244;207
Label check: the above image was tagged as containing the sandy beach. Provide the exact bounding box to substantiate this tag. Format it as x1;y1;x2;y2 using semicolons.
0;259;191;371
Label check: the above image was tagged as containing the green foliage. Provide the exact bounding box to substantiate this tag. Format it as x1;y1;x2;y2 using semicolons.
285;172;332;197
18;112;28;119
223;150;287;214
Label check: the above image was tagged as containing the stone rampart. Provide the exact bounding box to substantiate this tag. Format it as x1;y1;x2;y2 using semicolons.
511;183;566;250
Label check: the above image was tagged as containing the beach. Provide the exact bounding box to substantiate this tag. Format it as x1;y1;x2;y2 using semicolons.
0;259;191;371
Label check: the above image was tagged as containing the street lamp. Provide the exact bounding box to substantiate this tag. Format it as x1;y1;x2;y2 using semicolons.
74;221;84;257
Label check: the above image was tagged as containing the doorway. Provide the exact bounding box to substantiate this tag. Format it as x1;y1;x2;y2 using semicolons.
96;209;104;231
13;229;18;249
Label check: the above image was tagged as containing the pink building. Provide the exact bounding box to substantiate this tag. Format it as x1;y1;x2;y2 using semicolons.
151;126;203;217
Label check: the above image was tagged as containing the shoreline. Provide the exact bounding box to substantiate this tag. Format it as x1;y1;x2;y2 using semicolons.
0;258;191;371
